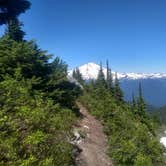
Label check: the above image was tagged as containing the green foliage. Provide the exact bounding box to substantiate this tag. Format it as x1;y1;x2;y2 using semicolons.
46;58;81;108
131;92;137;110
72;67;84;85
134;153;152;166
95;62;106;88
5;18;25;41
0;1;81;165
0;26;81;165
136;82;146;118
106;60;113;92
0;75;77;165
0;0;31;25
1;1;164;165
114;72;123;102
0;0;31;41
80;85;165;166
0;37;50;80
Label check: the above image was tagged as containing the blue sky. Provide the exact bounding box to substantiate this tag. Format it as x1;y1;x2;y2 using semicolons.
1;0;166;72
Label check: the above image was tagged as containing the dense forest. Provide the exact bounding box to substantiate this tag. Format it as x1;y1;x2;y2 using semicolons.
0;0;165;166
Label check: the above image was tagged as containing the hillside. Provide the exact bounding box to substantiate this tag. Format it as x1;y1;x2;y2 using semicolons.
0;1;166;166
79;85;165;165
0;1;81;165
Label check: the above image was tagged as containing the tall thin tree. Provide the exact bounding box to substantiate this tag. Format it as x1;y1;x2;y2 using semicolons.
131;92;137;110
96;62;106;88
72;67;84;85
114;72;123;102
137;82;146;117
106;60;113;92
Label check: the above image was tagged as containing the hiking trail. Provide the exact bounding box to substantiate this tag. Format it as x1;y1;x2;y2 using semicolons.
73;102;113;166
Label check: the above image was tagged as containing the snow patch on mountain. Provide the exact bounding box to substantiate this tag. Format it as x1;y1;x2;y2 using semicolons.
68;62;166;80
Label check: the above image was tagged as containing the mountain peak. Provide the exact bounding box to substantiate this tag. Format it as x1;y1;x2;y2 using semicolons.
76;62;102;80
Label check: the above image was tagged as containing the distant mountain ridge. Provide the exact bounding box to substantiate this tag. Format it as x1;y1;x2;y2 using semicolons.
69;62;166;80
69;63;166;107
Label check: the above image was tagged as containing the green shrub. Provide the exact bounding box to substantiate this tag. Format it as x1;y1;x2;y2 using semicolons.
79;87;165;166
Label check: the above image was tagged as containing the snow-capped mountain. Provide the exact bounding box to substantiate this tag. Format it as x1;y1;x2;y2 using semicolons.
69;63;166;107
69;62;166;80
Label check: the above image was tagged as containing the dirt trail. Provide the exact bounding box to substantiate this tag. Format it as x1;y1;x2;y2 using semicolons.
74;103;113;166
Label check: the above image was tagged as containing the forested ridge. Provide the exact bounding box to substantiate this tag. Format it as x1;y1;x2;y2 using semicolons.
0;0;165;166
75;61;166;165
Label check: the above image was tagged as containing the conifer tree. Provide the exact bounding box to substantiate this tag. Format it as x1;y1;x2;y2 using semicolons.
137;82;146;117
0;0;30;41
131;92;137;111
114;72;123;102
0;0;31;25
132;92;136;107
106;60;113;92
96;62;106;88
5;18;25;41
72;67;84;85
0;1;81;165
72;69;76;79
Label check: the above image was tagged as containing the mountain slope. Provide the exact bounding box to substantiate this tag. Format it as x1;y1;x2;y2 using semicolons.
79;85;165;165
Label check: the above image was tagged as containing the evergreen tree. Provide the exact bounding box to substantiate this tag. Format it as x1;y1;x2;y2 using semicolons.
0;37;50;81
72;67;84;85
0;0;31;25
131;92;137;111
46;58;81;108
0;1;81;164
72;69;76;79
5;18;25;41
114;72;123;102
137;82;146;117
0;0;30;41
106;60;113;92
132;92;136;107
96;62;106;88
